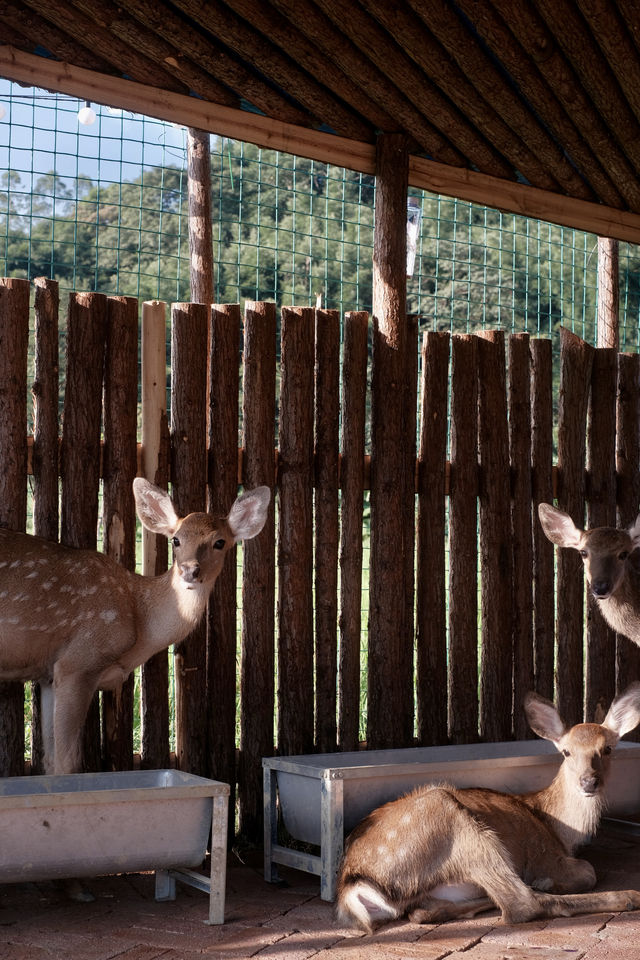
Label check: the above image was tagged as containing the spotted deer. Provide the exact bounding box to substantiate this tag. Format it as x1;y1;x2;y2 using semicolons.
0;478;270;775
538;503;640;645
336;684;640;932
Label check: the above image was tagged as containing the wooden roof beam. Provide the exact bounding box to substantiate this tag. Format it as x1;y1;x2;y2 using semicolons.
3;46;640;244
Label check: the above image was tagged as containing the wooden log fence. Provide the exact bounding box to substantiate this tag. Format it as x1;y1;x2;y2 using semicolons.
1;277;640;841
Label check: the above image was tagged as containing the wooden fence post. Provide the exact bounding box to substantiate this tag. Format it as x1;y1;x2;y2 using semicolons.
239;301;276;840
315;308;340;753
448;334;479;743
616;352;640;704
556;327;594;726
368;132;413;749
140;300;171;770
509;333;534;739
0;277;30;776
530;338;554;701
171;302;208;775
277;306;315;757
338;311;368;751
102;295;139;770
60;291;108;772
207;302;240;800
187;128;214;306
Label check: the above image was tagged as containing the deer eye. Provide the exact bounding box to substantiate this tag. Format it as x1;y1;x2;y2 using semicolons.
604;745;612;755
562;749;571;757
579;550;588;558
214;538;226;550
619;550;629;561
171;536;180;548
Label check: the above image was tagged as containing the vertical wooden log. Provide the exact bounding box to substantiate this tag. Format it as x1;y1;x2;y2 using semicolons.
616;353;640;701
207;303;240;800
187;128;214;306
60;291;108;772
509;334;534;738
403;314;418;734
0;277;30;776
477;331;512;741
530;338;555;700
596;237;619;351
586;346;617;720
239;301;276;840
171;302;208;774
277;306;315;757
448;334;479;743
101;296;139;771
315;308;340;753
140;300;171;770
32;277;60;542
556;327;594;726
30;277;60;775
368;132;412;749
416;331;450;746
338;311;368;751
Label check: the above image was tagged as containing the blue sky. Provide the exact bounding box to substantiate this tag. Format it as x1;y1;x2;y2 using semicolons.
0;78;192;189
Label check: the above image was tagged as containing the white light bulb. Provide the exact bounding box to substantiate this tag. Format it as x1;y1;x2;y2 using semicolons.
78;103;96;125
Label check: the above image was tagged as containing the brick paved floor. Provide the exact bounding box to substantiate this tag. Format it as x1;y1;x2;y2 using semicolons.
0;824;639;959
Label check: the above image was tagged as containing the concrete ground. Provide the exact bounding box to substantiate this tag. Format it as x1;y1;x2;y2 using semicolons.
1;824;639;959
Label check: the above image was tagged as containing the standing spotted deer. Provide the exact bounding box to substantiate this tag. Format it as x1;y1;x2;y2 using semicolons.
336;684;640;932
0;478;270;775
538;503;640;644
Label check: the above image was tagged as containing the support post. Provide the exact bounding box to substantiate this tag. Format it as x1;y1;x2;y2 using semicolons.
187;128;214;306
596;237;619;350
368;133;413;749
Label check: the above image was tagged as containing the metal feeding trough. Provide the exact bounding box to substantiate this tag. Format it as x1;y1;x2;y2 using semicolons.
0;769;229;924
264;740;640;901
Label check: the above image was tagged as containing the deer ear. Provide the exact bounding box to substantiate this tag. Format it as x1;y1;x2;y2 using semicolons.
227;486;270;542
524;691;566;745
603;682;640;740
537;503;583;548
133;478;180;537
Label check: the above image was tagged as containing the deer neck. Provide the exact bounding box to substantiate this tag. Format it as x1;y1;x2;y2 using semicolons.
525;771;603;855
597;569;640;640
130;565;212;666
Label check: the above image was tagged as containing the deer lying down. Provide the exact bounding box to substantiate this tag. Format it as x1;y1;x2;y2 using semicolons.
336;684;640;933
538;503;640;645
0;479;270;775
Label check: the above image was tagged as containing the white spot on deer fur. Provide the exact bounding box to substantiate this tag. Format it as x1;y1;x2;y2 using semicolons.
10;560;21;569
400;813;411;825
42;581;53;591
26;571;38;579
100;610;117;623
0;590;7;599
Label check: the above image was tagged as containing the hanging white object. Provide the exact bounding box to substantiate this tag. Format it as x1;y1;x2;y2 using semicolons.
406;198;422;278
78;101;96;125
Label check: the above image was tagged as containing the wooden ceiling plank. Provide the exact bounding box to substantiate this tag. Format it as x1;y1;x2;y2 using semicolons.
454;0;624;208
216;0;401;135
488;0;640;211
265;0;472;168
112;0;317;128
309;0;547;185
0;0;117;75
168;0;374;143
17;0;190;95
68;0;240;109
533;0;640;175
376;0;594;200
4;45;640;244
577;0;640;125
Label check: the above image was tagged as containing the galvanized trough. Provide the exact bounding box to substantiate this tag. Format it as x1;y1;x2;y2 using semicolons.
264;739;640;901
0;769;229;924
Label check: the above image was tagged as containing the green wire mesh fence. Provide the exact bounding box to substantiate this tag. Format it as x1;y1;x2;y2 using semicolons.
2;81;640;351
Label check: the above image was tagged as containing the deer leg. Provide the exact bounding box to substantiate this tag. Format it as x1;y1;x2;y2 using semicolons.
39;680;56;774
52;665;97;774
534;889;640;918
409;897;495;923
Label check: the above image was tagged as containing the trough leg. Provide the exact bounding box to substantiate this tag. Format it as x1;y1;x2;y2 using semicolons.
155;870;176;902
263;764;280;884
320;773;344;902
205;794;229;925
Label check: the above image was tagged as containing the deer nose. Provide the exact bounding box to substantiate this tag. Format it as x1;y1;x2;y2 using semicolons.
179;561;201;583
591;579;611;598
580;773;600;795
